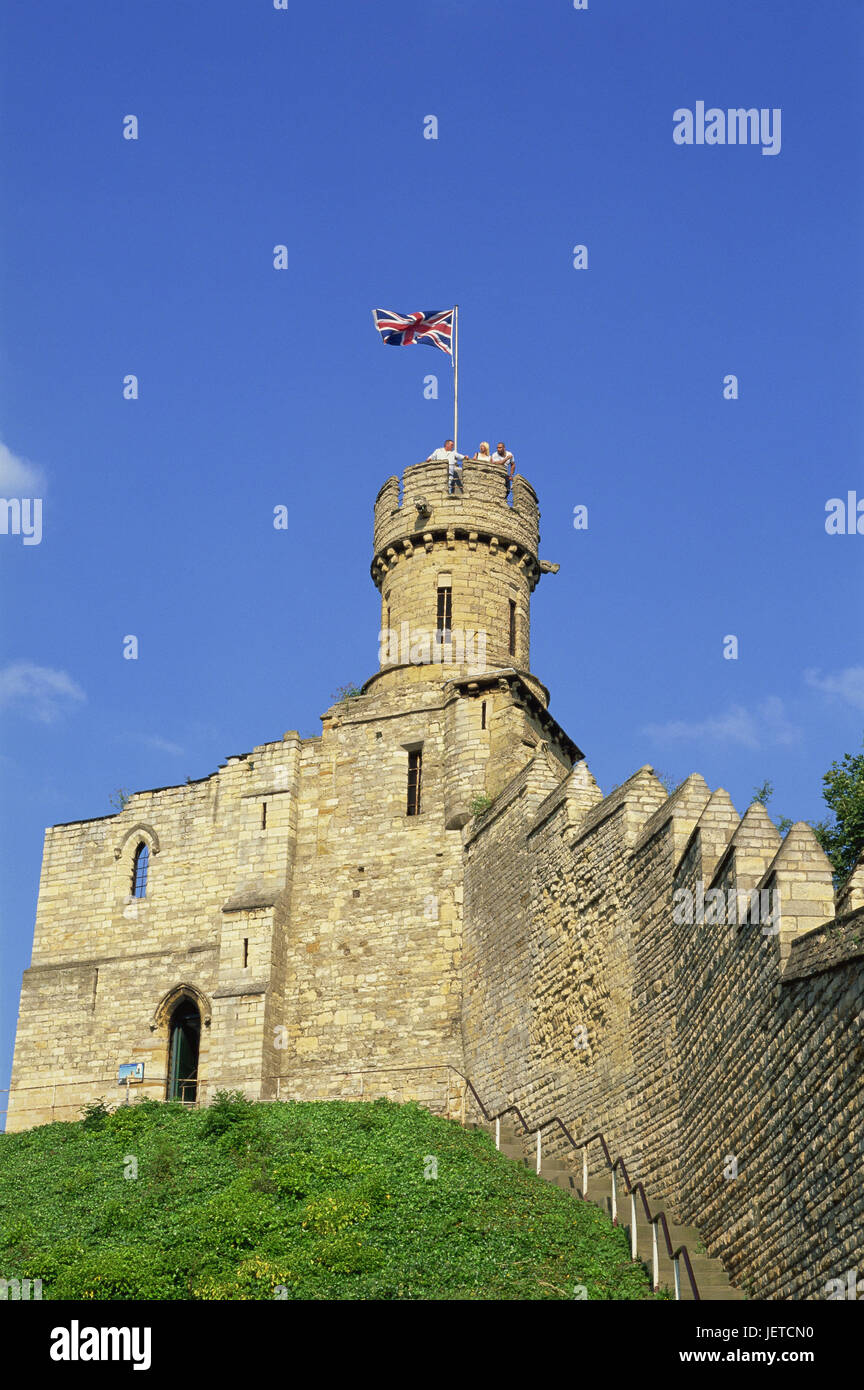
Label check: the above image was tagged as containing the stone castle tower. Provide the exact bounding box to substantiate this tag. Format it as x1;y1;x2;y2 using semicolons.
6;457;574;1129
370;456;577;824
7;456;864;1301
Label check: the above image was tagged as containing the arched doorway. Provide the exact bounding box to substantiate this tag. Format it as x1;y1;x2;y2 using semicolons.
166;998;201;1104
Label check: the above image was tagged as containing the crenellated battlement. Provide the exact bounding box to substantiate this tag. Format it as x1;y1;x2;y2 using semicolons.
374;459;540;557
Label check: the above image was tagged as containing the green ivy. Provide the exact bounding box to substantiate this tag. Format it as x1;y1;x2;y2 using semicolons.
0;1096;662;1302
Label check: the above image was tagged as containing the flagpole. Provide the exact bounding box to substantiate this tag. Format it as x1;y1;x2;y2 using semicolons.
453;303;459;454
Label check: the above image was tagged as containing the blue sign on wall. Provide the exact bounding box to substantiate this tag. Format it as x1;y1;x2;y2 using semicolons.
117;1062;144;1085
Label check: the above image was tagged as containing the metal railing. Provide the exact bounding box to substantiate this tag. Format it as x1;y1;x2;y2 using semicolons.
451;1068;701;1300
0;1074;203;1126
0;1063;461;1128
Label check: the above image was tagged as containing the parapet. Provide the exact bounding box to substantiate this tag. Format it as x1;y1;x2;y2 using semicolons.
373;459;540;557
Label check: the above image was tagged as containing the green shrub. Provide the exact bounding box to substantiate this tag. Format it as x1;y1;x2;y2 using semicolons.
300;1189;372;1235
272;1149;367;1200
198;1175;282;1252
198;1090;256;1137
55;1247;182;1301
79;1098;114;1130
104;1097;162;1138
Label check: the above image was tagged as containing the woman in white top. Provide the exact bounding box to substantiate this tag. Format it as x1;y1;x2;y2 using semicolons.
473;441;491;461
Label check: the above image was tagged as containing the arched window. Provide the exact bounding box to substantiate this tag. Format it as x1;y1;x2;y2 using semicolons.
131;842;149;897
166;998;201;1104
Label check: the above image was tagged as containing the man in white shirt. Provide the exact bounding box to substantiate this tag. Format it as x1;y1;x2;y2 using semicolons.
491;441;515;499
427;438;467;495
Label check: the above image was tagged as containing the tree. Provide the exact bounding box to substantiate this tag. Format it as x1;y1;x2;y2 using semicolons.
754;742;864;884
812;741;864;884
752;780;792;832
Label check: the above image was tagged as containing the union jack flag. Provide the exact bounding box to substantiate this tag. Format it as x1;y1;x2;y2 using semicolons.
371;308;454;356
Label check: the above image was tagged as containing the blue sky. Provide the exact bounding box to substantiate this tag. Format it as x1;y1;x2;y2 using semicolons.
1;0;862;1106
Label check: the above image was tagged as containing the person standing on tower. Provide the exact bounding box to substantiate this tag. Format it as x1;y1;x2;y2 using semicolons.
491;441;516;499
427;438;467;496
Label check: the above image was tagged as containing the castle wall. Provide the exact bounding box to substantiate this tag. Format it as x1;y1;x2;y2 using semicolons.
461;752;562;1111
623;776;714;1199
274;682;466;1105
6;681;475;1129
674;820;863;1299
463;763;669;1174
462;753;862;1299
6;736;302;1128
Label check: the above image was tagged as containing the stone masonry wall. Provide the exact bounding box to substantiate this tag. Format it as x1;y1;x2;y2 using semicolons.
6;736;302;1128
461;747;566;1106
462;752;862;1298
463;761;668;1178
274;680;466;1103
6;673;475;1129
674;813;863;1299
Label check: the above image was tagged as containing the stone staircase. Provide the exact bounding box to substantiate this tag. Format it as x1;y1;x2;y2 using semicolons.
480;1117;745;1301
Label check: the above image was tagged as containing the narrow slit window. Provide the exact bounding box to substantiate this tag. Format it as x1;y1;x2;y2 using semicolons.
436;586;452;643
407;748;423;816
508;599;517;657
131;842;149;897
261;801;267;829
243;938;249;968
481;700;487;730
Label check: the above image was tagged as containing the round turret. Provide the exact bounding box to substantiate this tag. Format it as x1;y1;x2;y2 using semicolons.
370;459;552;698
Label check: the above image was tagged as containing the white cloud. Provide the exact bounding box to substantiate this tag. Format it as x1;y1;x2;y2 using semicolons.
643;697;799;751
139;734;184;756
0;441;44;494
0;661;85;723
804;666;864;712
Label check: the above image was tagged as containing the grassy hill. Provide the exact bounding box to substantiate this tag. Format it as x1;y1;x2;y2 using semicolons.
0;1093;661;1300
